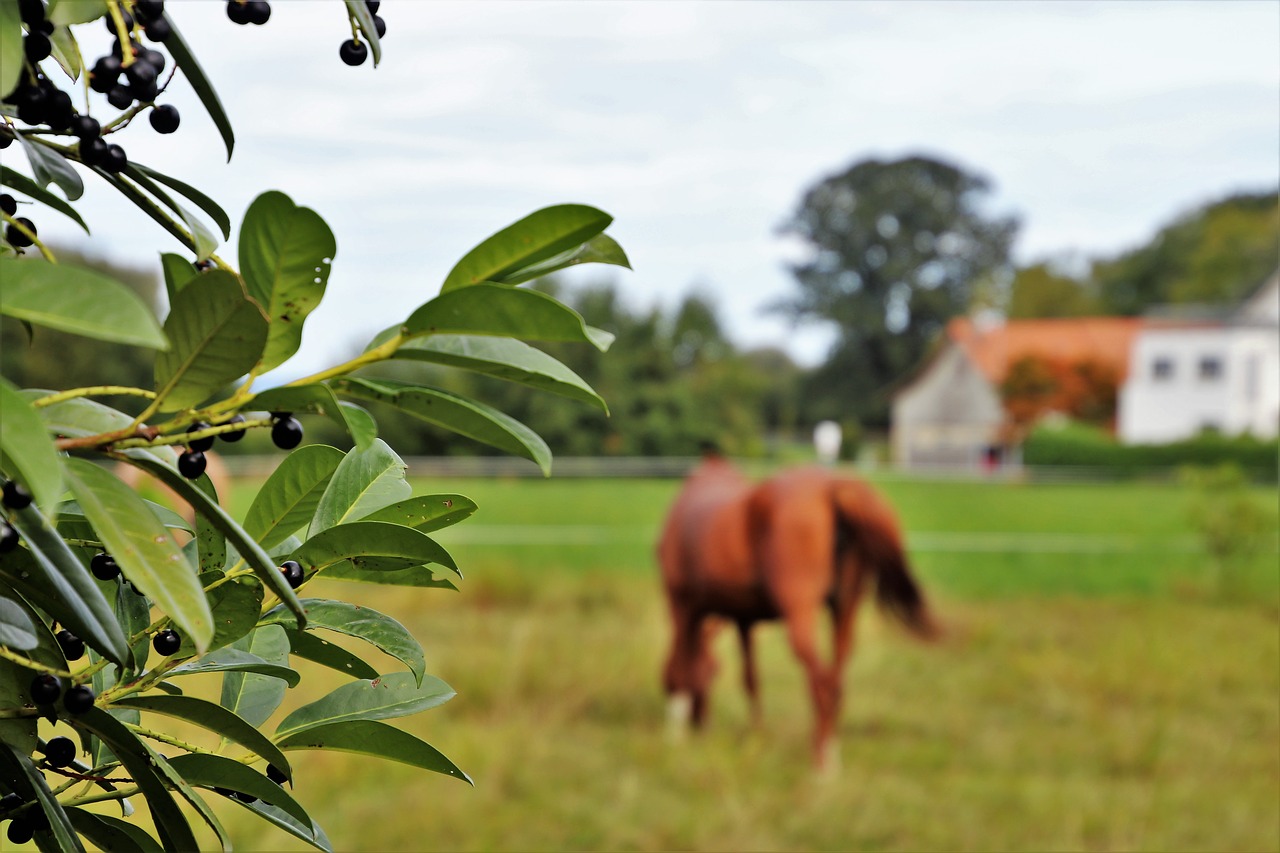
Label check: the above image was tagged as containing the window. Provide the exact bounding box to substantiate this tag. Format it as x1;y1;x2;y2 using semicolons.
1152;357;1174;380
1198;355;1223;381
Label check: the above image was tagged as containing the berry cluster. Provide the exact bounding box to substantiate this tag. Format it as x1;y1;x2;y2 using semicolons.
340;1;385;66
225;0;271;26
0;193;37;250
29;674;95;714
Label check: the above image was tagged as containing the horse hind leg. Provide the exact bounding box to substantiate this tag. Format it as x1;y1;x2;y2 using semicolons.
736;621;762;729
782;606;841;771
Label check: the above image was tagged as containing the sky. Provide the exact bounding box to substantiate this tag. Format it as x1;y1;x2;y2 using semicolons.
20;0;1280;379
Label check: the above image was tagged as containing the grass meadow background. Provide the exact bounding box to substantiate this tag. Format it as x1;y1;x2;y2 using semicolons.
197;471;1276;850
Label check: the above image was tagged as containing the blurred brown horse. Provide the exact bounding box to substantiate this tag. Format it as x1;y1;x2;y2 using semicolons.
657;451;938;769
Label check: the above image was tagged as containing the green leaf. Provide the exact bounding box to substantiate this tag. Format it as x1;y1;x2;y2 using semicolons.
284;629;378;680
20;391;180;468
242;444;344;550
390;334;607;412
0;745;84;853
0;258;166;348
115;577;152;674
141;741;231;852
113;695;292;779
234;801;332;853
0;166;90;232
277;720;471;784
440;204;612;292
60;498;192;535
0;596;39;650
491;233;632;286
153;270;268;411
131;162;232;240
261;598;425;686
164;18;234;160
119;166;221;262
344;0;381;66
98;170;204;254
251;385;375;449
47;0;106;26
220;625;291;728
67;809;163;853
238;191;337;372
308;439;410;535
168;646;300;686
403;283;614;351
1;507;129;668
287;521;457;575
15;133;83;201
160;252;200;302
0;378;63;511
121;456;307;627
191;473;227;575
324;562;458;591
334;377;552;476
203;575;263;652
275;672;455;739
0;1;21;100
75;708;201;852
48;24;84;82
167;754;309;825
64;458;213;654
360;493;477;534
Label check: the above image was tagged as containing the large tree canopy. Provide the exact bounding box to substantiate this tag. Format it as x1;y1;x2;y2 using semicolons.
775;155;1018;425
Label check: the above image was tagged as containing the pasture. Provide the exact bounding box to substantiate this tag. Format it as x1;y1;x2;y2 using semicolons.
210;471;1279;852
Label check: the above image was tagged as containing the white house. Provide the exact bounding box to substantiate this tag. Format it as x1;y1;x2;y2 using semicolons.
1117;272;1279;443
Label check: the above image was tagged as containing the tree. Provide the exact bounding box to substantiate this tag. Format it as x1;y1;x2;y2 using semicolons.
775;154;1018;426
1007;260;1101;319
0;3;629;849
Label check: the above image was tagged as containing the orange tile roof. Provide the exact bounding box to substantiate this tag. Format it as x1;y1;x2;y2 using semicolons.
947;316;1146;383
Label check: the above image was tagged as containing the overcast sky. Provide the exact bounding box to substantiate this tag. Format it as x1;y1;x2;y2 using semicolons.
25;0;1280;377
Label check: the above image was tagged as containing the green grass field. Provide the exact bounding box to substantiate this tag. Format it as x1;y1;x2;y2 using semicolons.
201;473;1278;851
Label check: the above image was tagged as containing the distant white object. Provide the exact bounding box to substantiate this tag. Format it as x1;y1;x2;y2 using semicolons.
814;420;842;464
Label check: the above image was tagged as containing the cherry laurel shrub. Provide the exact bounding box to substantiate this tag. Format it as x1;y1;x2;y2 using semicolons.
0;1;629;849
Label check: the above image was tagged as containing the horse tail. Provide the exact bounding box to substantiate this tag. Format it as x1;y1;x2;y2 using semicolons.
831;479;941;641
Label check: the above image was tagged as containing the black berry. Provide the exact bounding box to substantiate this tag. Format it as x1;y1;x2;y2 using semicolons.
339;39;368;66
70;114;100;140
55;630;85;662
43;736;77;767
80;136;109;168
107;84;134;110
2;481;33;509
90;55;122;93
18;0;45;25
90;552;120;580
186;421;215;451
365;0;380;12
279;560;304;589
29;674;61;705
245;0;270;25
103;143;128;174
226;1;252;24
219;414;247;442
177;450;207;480
139;47;166;73
125;60;157;88
24;32;52;63
63;685;95;715
0;521;18;552
106;10;133;32
0;194;16;217
143;17;170;41
0;792;22;813
271;415;303;450
373;15;386;38
152;628;181;656
150;103;180;134
135;0;165;20
4;218;36;249
266;763;288;785
6;819;32;845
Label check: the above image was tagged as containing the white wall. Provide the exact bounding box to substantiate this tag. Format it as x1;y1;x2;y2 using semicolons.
892;346;1004;466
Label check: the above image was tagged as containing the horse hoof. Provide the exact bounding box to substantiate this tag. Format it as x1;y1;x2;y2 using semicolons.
665;694;692;740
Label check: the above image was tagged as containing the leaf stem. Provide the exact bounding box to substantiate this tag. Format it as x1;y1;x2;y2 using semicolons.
32;386;157;408
105;0;135;67
124;723;216;755
111;417;271;450
62;784;141;808
0;646;74;679
286;332;405;387
0;212;55;262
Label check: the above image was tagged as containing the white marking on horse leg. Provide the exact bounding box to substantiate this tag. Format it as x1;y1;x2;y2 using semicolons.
666;694;692;740
816;736;840;778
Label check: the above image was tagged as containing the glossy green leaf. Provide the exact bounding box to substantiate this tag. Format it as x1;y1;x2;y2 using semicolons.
193;473;227;575
235;801;332;853
0;378;63;511
361;493;477;534
160;252;200;302
0;595;39;750
2;507;129;668
66;809;163;853
98;170;203;254
153;270;268;411
167;754;309;824
16;134;83;201
123;456;306;625
48;24;83;82
47;0;106;26
391;335;607;412
277;720;471;784
403;283;613;351
20;391;180;468
323;562;458;591
275;671;455;739
334;377;552;476
115;577;152;674
60;498;192;535
344;0;381;66
75;708;201;852
0;2;21;100
131;163;232;239
287;521;457;575
203;575;263;652
308;439;410;535
0;166;89;232
125;167;221;261
114;695;292;778
262;598;425;686
0;745;83;852
164;18;234;160
440;204;612;292
0;258;166;348
284;629;378;681
142;741;231;852
252;385;375;449
492;233;631;286
242;444;344;550
64;458;213;653
221;625;291;728
169;646;300;686
0;596;38;650
239;191;337;372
